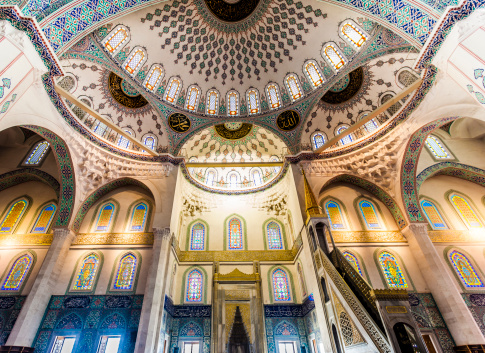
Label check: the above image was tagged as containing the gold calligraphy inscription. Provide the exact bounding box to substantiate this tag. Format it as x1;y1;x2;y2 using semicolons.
168;113;191;133
276;110;300;131
385;306;407;314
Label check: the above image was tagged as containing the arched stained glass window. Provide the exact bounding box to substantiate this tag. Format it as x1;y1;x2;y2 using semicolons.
228;173;239;189
0;199;28;233
420;200;447;230
252;169;263;186
104;26;129;54
449;251;484;288
129;202;148;231
297;262;307;297
425;135;451;159
325;201;346;229
323;44;346;71
143;135;156;150
186;269;203;302
343;251;363;276
190;222;205;250
312;133;325;150
227;91;239;116
451;195;483;229
95;203;115;232
206;170;216;186
247;89;259;114
165;77;181;103
93;121;109;137
272;269;291;301
117;129;132;149
1;254;33;291
359;200;382;229
266;221;283;250
379;251;408;288
206;90;219;115
31;203;56;233
341;22;368;48
186;86;200;111
336;126;353;145
398;69;419;88
228;217;243;250
305;61;323;87
73;253;99;291
285;74;302;101
124;49;145;75
113;253;137;290
144;65;164;91
24;141;50;165
266;84;281;109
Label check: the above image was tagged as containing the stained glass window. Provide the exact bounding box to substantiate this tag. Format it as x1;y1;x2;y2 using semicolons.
95;203;115;232
312;133;325;150
425;135;451;159
398;69;419;88
206;90;219;115
186;86;200;111
364;119;378;133
359;200;382;229
143;135;156;150
267;84;281;109
341;22;368;48
186;269;203;302
113;253;137;290
252;169;263;186
0;199;28;233
165;77;181;103
104;26;128;54
267;221;283;249
379;251;408;288
206;170;216;186
129;202;148;231
343;251;363;275
227;91;239;116
144;65;163;91
31;203;56;233
190;222;205;250
420;200;448;230
325;201;346;229
247;89;259;114
305;61;323;87
285;74;302;101
449;251;484;288
272;269;291;301
451;194;483;229
124;49;145;75
93;121;109;137
117;129;132;149
73;253;99;291
1;254;33;291
297;263;307;297
228;217;243;250
24;141;50;165
323;44;346;71
228;173;239;189
336;126;353;145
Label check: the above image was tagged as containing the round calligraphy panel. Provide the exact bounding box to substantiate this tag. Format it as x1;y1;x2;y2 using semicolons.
168;113;191;133
276;110;300;131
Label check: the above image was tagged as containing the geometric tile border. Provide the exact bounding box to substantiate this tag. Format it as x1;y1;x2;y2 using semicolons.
416;162;485;192
0;167;60;196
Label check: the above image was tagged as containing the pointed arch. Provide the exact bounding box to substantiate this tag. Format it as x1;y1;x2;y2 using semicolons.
323;198;349;230
102;25;130;55
69;251;103;293
0;197;30;234
31;201;57;233
0;251;35;292
92;200;119;233
123;47;147;75
22;140;50;166
274;320;299;336
181;267;207;303
342;251;363;276
126;199;151;232
375;250;411;289
180;321;203;337
448;191;483;229
0;168;60;198
419;198;448;230
268;265;295;303
303;60;324;88
357;198;384;230
224;214;247;250
446;248;484;289
339;20;368;49
263;218;286;250
322;42;347;72
108;251;141;293
186;219;209;251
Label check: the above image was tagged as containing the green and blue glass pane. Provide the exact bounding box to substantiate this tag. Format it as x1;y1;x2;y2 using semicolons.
450;251;484;288
95;203;115;232
359;201;382;229
273;269;291;301
420;200;447;230
186;269;203;302
1;254;33;291
190;223;205;250
325;201;345;229
73;254;99;290
228;218;243;250
130;203;148;231
267;222;283;249
32;204;56;233
379;252;407;288
24;141;49;165
425;136;450;159
451;195;483;228
313;133;325;149
114;253;137;290
0;200;27;233
343;251;363;276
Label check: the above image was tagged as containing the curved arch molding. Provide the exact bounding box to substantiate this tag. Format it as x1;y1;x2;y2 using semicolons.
417;162;485;193
0;168;60;196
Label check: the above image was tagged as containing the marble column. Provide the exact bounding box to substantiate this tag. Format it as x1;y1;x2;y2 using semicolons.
134;227;172;353
5;228;75;348
402;223;484;344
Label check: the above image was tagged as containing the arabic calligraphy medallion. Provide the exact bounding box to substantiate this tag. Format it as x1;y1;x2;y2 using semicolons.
276;110;300;131
168;113;191;133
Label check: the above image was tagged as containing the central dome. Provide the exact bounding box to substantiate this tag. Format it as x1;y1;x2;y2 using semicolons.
204;0;260;21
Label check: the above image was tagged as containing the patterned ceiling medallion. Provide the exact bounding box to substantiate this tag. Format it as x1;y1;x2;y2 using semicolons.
168;113;191;133
204;0;260;22
276;110;300;131
321;67;364;105
108;72;148;109
214;123;252;140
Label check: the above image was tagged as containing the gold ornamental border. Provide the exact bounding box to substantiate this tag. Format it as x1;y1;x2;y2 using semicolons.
331;231;406;243
73;232;154;245
0;234;53;246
